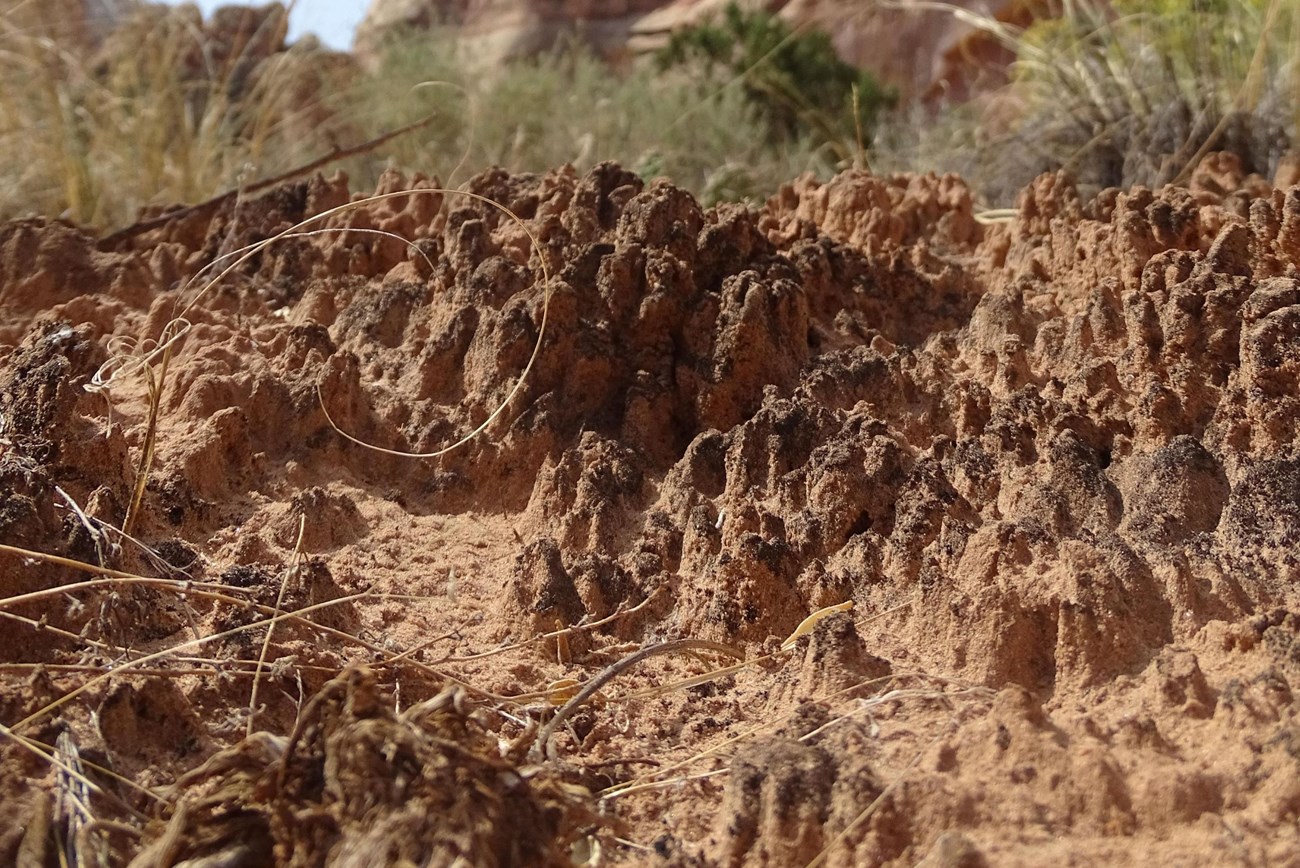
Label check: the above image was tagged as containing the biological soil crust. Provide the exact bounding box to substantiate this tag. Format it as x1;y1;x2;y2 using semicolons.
0;156;1298;866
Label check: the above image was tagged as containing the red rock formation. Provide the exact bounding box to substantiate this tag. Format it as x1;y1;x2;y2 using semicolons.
356;0;671;68
636;0;1034;103
357;0;1033;101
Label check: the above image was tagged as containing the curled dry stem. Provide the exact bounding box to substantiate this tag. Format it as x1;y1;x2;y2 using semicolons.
314;187;553;459
86;166;549;546
529;638;745;763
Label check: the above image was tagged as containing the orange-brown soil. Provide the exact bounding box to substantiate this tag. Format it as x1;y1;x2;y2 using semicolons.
1;157;1298;866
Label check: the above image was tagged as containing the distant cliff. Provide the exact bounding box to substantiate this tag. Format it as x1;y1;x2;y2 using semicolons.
355;0;1038;104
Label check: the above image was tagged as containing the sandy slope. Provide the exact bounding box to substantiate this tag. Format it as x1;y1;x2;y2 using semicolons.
0;157;1297;865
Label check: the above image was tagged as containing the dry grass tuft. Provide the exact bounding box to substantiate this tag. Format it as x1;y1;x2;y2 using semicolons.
0;3;350;226
877;0;1299;204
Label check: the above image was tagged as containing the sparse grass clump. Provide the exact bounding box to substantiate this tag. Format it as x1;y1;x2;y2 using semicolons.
0;4;351;226
6;0;1295;225
0;8;846;227
342;27;833;204
877;0;1299;204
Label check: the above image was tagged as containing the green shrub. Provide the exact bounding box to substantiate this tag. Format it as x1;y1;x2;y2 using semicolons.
655;3;897;162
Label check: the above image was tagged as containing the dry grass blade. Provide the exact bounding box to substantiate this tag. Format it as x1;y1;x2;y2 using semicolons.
122;342;170;537
600;672;977;804
246;515;305;737
0;722;150;815
54;485;119;567
804;723;952;868
435;590;661;664
598;718;772;802
799;680;995;867
0;545;529;723
0;609;118;653
6;590;372;735
878;0;1032;54
99;667;603;867
0;661;337;679
1171;0;1287;184
619;598;914;703
0;543;255;602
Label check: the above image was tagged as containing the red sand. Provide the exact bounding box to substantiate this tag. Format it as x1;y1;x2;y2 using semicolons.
0;158;1297;865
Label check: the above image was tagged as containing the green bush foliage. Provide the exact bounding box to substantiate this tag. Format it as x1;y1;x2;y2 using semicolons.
655;3;897;160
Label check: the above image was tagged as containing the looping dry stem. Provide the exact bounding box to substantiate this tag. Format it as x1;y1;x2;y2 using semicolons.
528;638;745;763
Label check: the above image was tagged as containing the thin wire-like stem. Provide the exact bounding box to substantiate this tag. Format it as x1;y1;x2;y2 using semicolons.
247;515;305;737
122;342;169;536
529;638;745;762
